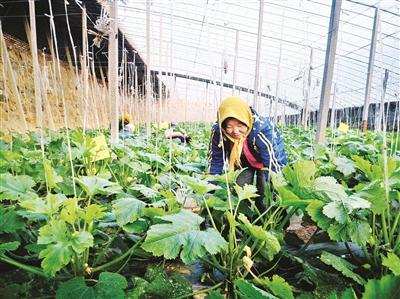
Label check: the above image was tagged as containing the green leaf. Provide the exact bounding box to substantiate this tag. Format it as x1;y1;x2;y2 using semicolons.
382;253;400;276
320;251;366;285
238;214;281;261
0;173;38;201
130;184;160;199
0;206;24;233
141;210;227;264
327;223;350;242
352;156;376;180
183;176;221;196
362;275;400;299
348;220;370;246
313;176;347;201
333;157;356;176
43;159;63;189
208;290;226;299
59;198;78;225
355;182;386;214
56;272;128;299
275;186;313;209
0;241;20;255
75;176;121;197
234;184;258;201
139;152;167;165
306;200;332;230
323;201;349;223
78;204;106;224
39;242;73;277
235;279;278;299
112;196;146;226
70;231;93;254
260;275;294;299
19;193;66;215
37;220;69;244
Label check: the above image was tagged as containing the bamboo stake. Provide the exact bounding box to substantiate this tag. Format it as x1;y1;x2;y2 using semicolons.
28;0;42;129
109;0;119;142
82;6;89;131
145;0;152;135
0;23;28;131
40;51;56;130
47;0;77;196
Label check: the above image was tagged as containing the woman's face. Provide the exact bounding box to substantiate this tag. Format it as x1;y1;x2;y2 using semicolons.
224;118;249;140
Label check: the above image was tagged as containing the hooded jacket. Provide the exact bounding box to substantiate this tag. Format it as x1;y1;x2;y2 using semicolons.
208;107;287;177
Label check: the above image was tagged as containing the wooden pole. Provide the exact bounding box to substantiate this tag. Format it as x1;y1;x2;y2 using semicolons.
82;6;89;131
0;23;28;131
109;0;119;142
315;0;342;144
29;0;42;129
361;8;380;132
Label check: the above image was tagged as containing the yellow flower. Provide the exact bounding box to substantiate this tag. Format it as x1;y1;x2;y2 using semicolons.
1;133;12;143
242;256;253;270
244;245;252;257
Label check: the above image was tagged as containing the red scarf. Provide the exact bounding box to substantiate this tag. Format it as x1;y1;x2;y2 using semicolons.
230;140;263;169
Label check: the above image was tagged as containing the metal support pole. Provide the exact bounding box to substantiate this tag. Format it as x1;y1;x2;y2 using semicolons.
158;13;163;124
109;0;119;142
302;47;313;128
361;8;380;132
146;0;152;136
253;0;264;110
29;0;42;129
315;0;342;144
232;29;239;96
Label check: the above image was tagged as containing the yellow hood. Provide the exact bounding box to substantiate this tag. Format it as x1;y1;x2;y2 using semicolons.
217;96;253;170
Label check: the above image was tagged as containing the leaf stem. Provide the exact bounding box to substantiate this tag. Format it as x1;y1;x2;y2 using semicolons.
92;235;145;273
0;255;47;278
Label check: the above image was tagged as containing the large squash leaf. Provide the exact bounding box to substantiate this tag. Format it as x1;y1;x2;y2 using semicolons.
238;214;281;261
0;241;20;255
56;272;127;299
0;206;24;233
112;196;146;226
234;279;278;299
141;210;227;264
320;251;366;285
333;157;356;176
382;253;400;276
19;194;66;216
362;275;400;299
37;220;93;277
75;176;121;197
0;173;38;201
260;275;294;299
306;200;332;230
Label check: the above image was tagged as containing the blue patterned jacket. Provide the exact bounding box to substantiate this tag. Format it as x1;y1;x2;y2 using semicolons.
207;108;287;176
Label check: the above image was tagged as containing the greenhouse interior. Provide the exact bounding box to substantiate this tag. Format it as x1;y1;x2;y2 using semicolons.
0;0;399;298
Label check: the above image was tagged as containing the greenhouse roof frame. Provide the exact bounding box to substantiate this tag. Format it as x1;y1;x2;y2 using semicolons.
117;0;399;115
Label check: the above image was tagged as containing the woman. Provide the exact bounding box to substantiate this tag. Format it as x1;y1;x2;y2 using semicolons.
208;96;287;213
